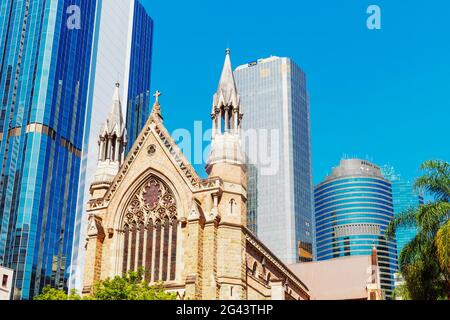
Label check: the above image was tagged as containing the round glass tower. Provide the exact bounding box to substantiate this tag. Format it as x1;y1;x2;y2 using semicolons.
315;159;398;298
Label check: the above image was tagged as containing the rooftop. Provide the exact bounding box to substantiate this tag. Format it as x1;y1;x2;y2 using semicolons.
325;158;384;181
235;56;282;70
289;255;377;300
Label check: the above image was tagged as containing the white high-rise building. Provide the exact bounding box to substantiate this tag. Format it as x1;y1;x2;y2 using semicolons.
234;57;314;264
70;0;154;293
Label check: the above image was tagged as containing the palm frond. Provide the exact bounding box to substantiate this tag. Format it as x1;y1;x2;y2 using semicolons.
415;160;450;201
399;232;429;271
416;201;450;234
435;219;450;274
385;207;418;239
393;160;450;300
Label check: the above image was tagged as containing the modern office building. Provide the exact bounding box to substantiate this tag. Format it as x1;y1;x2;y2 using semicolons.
71;0;153;294
234;56;314;264
382;166;423;257
0;0;97;299
314;159;398;298
0;0;153;299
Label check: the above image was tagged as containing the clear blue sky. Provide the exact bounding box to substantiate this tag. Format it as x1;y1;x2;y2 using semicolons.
141;0;450;184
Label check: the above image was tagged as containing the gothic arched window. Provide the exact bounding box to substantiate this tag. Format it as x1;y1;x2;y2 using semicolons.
121;175;178;282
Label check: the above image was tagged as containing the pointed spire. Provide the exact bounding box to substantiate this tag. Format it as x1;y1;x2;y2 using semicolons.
207;49;245;172
98;83;127;166
105;82;125;137
213;48;240;111
93;82;127;187
210;49;243;138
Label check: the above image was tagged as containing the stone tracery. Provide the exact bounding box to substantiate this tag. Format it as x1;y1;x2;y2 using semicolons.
121;174;178;282
123;175;178;227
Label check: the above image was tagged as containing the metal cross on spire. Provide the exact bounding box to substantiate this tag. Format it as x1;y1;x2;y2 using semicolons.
151;90;163;121
153;90;161;104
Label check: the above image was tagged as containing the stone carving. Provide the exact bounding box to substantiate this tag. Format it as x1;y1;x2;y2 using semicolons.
189;201;201;220
87;215;98;237
87;215;105;240
123;175;177;227
147;144;157;156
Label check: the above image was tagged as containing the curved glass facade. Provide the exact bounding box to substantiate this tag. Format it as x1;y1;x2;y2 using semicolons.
315;162;398;298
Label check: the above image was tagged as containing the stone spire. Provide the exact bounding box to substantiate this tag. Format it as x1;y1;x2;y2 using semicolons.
106;82;124;135
207;49;245;174
90;82;127;199
210;48;243;136
212;48;241;112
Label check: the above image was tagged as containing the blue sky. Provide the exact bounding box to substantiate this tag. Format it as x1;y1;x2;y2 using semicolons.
141;0;450;185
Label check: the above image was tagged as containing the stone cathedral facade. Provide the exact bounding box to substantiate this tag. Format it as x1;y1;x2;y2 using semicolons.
82;51;310;300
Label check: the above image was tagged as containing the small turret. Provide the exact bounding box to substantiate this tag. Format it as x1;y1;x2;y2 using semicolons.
90;82;127;199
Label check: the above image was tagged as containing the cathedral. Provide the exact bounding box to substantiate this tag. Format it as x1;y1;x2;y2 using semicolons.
82;50;310;300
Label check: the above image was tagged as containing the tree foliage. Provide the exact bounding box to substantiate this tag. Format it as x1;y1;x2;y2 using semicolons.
34;268;176;301
392;283;410;300
386;160;450;300
92;268;176;300
34;287;82;300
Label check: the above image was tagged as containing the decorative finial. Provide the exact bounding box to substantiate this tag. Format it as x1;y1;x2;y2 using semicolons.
151;90;163;121
153;90;161;105
225;48;231;55
115;81;120;88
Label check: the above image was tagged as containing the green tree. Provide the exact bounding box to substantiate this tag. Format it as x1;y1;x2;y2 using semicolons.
386;160;450;300
392;282;411;300
92;268;176;300
34;268;176;300
34;287;82;300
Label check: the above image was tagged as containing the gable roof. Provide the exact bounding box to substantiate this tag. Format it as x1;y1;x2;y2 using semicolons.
89;99;204;209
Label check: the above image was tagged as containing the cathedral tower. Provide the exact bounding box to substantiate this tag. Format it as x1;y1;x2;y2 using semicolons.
202;49;248;299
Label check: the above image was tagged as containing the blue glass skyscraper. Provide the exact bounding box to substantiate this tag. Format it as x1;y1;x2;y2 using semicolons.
0;0;154;299
382;166;423;258
0;0;97;299
315;159;398;298
125;2;154;149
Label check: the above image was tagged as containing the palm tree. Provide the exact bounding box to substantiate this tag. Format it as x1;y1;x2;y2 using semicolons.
386;160;450;300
